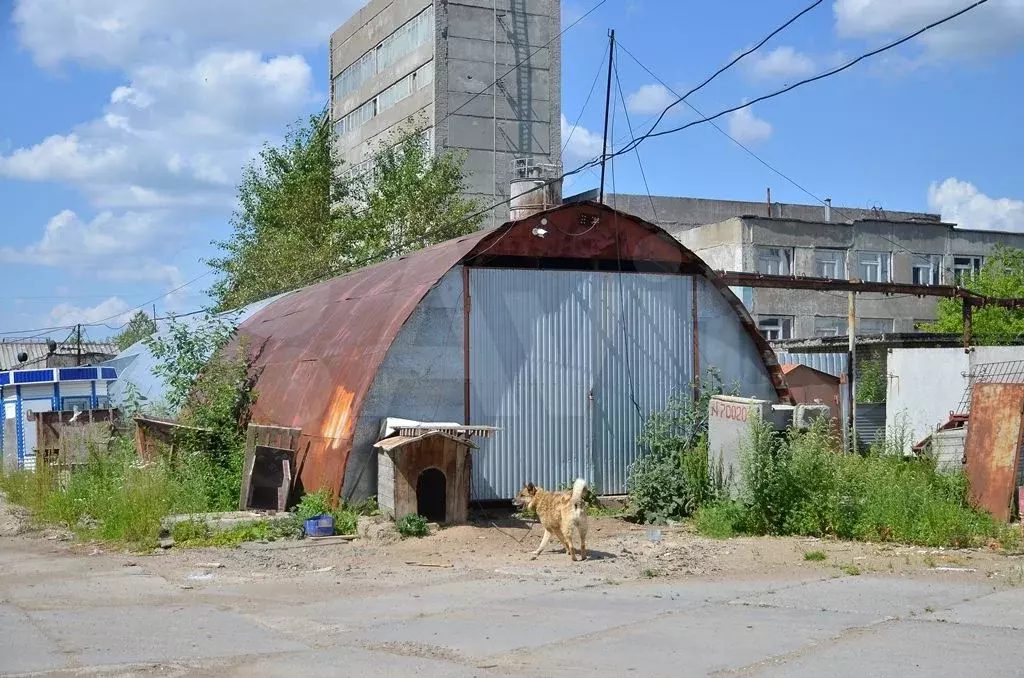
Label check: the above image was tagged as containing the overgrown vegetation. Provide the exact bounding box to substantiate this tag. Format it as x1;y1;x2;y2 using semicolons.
856;360;887;404
923;245;1024;344
623;365;1016;550
396;513;430;538
626;369;735;524
692;416;1017;549
206;115;482;311
172;515;305;547
0;314;258;549
804;550;827;562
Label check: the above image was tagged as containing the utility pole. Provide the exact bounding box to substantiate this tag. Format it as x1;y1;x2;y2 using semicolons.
598;29;615;205
847;292;856;454
75;323;82;367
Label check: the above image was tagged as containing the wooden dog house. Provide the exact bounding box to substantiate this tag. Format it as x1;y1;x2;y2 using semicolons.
374;431;475;524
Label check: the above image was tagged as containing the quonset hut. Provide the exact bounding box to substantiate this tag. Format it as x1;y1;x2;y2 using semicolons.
236;202;790;502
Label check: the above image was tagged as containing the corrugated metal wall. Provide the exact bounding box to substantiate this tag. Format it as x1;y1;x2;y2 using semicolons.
468;269;695;499
855;403;887;451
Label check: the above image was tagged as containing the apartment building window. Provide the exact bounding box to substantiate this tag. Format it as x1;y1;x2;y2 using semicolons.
333;5;434;100
339;61;435;140
912;254;942;286
856;251;890;283
814;249;845;279
953;255;983;283
814;316;848;337
858;318;894;335
757;316;793;341
756;247;792;275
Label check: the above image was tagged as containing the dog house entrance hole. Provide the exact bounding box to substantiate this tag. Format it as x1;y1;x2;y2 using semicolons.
416;468;446;522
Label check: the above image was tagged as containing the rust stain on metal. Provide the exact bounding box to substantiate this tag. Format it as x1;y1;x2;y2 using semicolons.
235;202;791;498
964;383;1024;522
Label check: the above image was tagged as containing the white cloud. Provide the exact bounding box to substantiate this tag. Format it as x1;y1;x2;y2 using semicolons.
626;84;676;115
14;0;361;70
727;107;773;144
0;51;314;209
928;178;1024;231
834;0;1024;59
0;210;177;266
749;46;817;80
0;210;185;296
49;297;133;327
560;114;604;162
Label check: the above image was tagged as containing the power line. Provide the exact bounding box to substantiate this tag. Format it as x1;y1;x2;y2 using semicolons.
562;40;610;157
609;0;991;162
635;0;825;145
0;3;991;339
616;40;962;279
613;50;658;225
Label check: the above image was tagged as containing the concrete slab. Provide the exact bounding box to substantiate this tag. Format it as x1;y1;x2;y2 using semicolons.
5;569;183;611
506;603;877;676
29;604;307;666
751;619;1024;677
732;576;996;618
212;647;512;678
0;604;68;674
934;587;1024;630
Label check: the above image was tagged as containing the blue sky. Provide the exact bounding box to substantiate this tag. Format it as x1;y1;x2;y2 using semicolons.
0;0;1022;339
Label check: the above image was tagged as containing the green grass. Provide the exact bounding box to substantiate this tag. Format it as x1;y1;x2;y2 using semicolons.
839;564;862;576
396;513;430;538
171;516;304;547
0;437;368;549
689;418;1019;551
804;550;827;562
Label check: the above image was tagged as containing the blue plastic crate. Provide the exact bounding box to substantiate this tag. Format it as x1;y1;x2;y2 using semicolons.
304;515;334;537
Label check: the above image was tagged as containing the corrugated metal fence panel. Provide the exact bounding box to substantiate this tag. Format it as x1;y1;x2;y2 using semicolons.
468;269;697;499
855;403;887;451
775;352;848;379
696;278;777;402
592;273;694;495
469;269;595;500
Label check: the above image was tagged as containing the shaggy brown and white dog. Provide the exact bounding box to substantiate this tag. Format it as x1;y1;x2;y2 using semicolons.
513;478;589;561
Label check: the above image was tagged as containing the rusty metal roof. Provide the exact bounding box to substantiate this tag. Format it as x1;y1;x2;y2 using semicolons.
236;201;790;498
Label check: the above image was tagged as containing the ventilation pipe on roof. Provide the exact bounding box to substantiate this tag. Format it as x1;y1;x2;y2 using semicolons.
824;198;832;222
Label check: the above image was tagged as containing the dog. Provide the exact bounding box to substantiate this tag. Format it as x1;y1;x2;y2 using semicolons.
513;478;589;561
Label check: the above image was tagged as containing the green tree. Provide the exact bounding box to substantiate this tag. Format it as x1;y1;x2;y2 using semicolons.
207;114;481;311
923;245;1024;345
114;311;158;351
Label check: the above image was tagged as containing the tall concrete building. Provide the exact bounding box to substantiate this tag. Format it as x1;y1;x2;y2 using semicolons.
329;0;562;227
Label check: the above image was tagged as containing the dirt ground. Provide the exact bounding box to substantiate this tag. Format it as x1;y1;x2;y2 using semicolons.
46;511;1024;591
4;488;1024;589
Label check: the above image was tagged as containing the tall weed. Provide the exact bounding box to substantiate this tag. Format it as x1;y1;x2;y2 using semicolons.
627;370;734;524
698;416;1015;549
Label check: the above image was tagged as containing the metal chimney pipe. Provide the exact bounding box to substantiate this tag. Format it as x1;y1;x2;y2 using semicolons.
824;198;832;222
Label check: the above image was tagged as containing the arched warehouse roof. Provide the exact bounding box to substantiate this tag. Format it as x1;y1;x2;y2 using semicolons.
237;201;791;501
